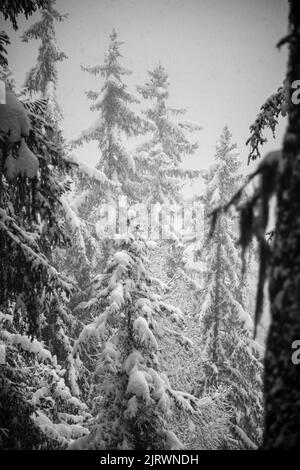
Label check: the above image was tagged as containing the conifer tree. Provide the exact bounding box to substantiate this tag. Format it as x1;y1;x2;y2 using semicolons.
0;29;90;444
136;64;201;204
263;0;300;449
0;307;90;449
70;226;213;450
0;71;86;449
18;1;83;397
21;0;67;125
199;127;263;449
133;65;203;321
71;29;146;202
64;30;148;310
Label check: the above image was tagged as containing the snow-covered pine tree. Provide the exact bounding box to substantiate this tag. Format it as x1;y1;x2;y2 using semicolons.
133;63;203;344
129;67;207;445
0;10;91;439
70;224;218;450
134;64;203;320
60;31;150;367
0;308;90;449
71;29;147;203
246;81;288;163
21;0;67;126
199;127;264;449
0;68;87;448
19;1;86;400
146;234;231;449
0;81;74;334
60;29;149;313
0;0;83;449
136;64;201;204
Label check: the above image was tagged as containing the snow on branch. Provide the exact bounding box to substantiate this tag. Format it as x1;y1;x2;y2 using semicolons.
246;83;288;163
223;285;253;331
178;120;203;132
0;207;75;294
1;330;52;363
81;64;104;76
179;268;203;293
0;90;31;142
60;197;90;266
159;301;185;325
65;152;119;188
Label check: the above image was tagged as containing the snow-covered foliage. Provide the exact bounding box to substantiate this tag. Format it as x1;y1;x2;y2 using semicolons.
246;82;288;163
147;240;232;449
0;85;74;334
21;0;67;124
0;310;90;449
136;64;202;204
16;1;93;413
0;2;271;450
59;31;151;307
71;29;147;201
70;229;213;450
199;127;264;449
0;48;77;447
66;152;116;186
0;89;30;141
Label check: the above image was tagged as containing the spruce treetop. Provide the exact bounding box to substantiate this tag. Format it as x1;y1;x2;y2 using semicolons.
136;64;201;203
21;0;67;121
72;29;147;199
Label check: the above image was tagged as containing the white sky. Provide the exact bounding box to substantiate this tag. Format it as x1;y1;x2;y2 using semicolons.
2;0;289;196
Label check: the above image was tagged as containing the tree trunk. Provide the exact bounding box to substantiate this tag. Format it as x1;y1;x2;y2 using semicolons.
263;0;300;449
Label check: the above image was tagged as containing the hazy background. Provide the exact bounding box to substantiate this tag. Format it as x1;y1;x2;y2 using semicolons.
2;0;289;196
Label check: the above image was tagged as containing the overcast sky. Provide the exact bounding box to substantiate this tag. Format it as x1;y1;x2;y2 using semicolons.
3;0;289;195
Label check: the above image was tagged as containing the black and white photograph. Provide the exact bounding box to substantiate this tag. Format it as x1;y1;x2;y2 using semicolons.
0;0;299;455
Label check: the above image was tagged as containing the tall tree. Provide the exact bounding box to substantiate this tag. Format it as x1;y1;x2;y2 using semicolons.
19;1;83;396
0;0;91;440
21;0;67;125
71;29;146;202
200;127;263;449
70;227;208;450
136;64;201;204
134;64;202;327
0;72;87;449
229;0;300;449
263;0;300;449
